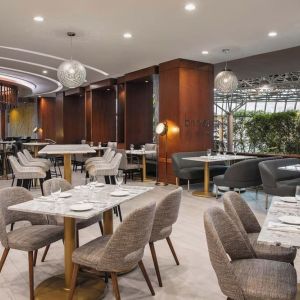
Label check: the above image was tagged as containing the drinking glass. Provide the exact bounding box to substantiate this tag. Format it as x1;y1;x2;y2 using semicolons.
141;145;145;153
98;141;102;148
130;144;134;151
115;170;124;190
207;149;212;157
233;147;238;156
51;185;61;202
90;141;94;147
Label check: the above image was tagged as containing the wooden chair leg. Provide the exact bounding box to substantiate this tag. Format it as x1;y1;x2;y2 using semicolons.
28;251;34;300
98;221;104;235
68;264;79;300
0;248;10;272
138;260;155;296
166;237;179;265
111;272;121;300
41;245;50;262
149;242;162;287
33;250;38;267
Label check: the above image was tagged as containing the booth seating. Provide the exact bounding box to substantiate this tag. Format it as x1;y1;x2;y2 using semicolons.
172;151;227;190
259;158;300;208
213;156;278;198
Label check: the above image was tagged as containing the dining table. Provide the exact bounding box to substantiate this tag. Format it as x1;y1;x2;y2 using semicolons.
39;144;96;184
8;184;153;299
126;149;156;182
182;154;256;198
23;142;50;157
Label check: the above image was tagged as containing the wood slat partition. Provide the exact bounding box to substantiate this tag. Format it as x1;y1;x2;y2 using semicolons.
85;90;92;142
158;58;214;183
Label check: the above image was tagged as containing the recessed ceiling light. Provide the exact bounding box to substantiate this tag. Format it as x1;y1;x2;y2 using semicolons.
33;16;44;22
107;88;111;91
268;31;277;37
202;50;209;55
123;32;132;39
145;80;149;83
42;70;48;74
185;3;196;11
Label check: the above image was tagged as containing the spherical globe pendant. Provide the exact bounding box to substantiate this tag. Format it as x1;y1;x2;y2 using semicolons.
214;69;238;94
57;59;86;88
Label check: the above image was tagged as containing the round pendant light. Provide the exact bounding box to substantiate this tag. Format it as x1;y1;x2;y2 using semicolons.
215;49;238;94
57;32;86;88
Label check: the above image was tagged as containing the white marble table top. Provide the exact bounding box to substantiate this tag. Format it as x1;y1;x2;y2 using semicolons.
23;142;49;146
39;144;96;155
183;154;255;163
279;164;300;172
91;146;109;150
258;197;300;248
126;150;156;155
0;140;15;144
8;185;153;220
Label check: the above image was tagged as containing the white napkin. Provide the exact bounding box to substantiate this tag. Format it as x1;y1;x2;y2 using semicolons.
268;221;300;233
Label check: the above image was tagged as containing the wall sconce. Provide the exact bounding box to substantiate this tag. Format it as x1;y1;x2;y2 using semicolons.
33;127;42;140
155;122;168;186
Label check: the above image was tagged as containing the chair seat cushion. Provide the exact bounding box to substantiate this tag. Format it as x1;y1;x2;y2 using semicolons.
7;225;63;252
213;174;261;188
124;163;141;171
248;233;296;263
278;178;300;188
232;258;297;300
72;235;111;269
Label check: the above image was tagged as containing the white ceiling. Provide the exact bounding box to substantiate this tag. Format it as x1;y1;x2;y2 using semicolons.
1;0;300;96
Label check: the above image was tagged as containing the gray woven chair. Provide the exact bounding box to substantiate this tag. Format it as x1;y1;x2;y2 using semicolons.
0;187;64;300
204;207;297;300
223;191;296;264
8;155;46;194
41;178;104;262
68;202;156;300
149;187;182;287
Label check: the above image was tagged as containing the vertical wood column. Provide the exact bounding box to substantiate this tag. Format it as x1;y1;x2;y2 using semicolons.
1;109;5;139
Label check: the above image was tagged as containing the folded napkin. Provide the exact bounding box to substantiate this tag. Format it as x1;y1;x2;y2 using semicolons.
268;221;300;233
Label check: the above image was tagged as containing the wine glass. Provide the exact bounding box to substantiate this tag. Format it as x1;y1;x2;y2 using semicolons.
98;141;102;148
115;170;124;190
130;144;134;151
207;149;212;157
233;148;238;156
51;185;61;202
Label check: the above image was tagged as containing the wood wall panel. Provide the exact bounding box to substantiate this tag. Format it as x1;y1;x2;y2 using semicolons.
38;97;56;141
85;90;92;142
55;92;64;143
117;85;125;143
91;88;116;143
63;95;85;143
125;81;153;148
158;59;214;183
1;109;5;138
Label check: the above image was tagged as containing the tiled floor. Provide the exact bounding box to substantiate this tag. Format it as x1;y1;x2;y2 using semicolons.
0;170;298;300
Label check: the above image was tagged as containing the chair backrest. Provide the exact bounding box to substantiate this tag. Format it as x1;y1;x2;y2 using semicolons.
103;148;112;160
107;141;117;149
17;151;30;166
204;207;254;299
8;155;23;173
98;202;156;272
43;178;73;196
259;158;300;188
223;191;261;235
145;143;157;160
116;149;128;169
110;153;122;172
0;187;46;248
23;149;34;161
106;150;115;163
150;187;182;242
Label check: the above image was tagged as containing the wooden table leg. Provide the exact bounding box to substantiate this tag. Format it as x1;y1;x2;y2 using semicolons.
2;144;7;179
103;209;113;235
142;155;147;181
192;162;214;198
64;154;72;184
34;146;39;158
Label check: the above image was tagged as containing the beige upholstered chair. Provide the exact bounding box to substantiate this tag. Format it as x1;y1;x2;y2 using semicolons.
0;187;64;300
149;187;182;287
17;151;49;172
107;141;117;149
8;155;46;194
68;202;156;300
85;149;115;171
85;148;112;165
23;148;51;168
41;178;103;262
223;191;296;263
117;149;142;182
204;207;297;300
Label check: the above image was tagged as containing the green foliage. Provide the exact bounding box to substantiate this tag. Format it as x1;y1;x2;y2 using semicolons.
233;111;300;154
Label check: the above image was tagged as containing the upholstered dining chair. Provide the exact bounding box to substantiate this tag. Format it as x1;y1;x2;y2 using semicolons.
85;147;112;165
41;178;103;262
8;155;46;194
204;207;297;300
0;187;64;300
107;141;117;149
23;148;51;168
223;191;296;263
68;202;157;300
149;187;182;287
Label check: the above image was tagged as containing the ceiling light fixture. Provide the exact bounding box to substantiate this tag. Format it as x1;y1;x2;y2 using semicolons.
42;70;48;74
57;32;86;89
202;50;209;55
185;3;196;11
33;16;44;22
214;49;238;94
268;31;277;37
123;32;132;39
145;80;149;83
